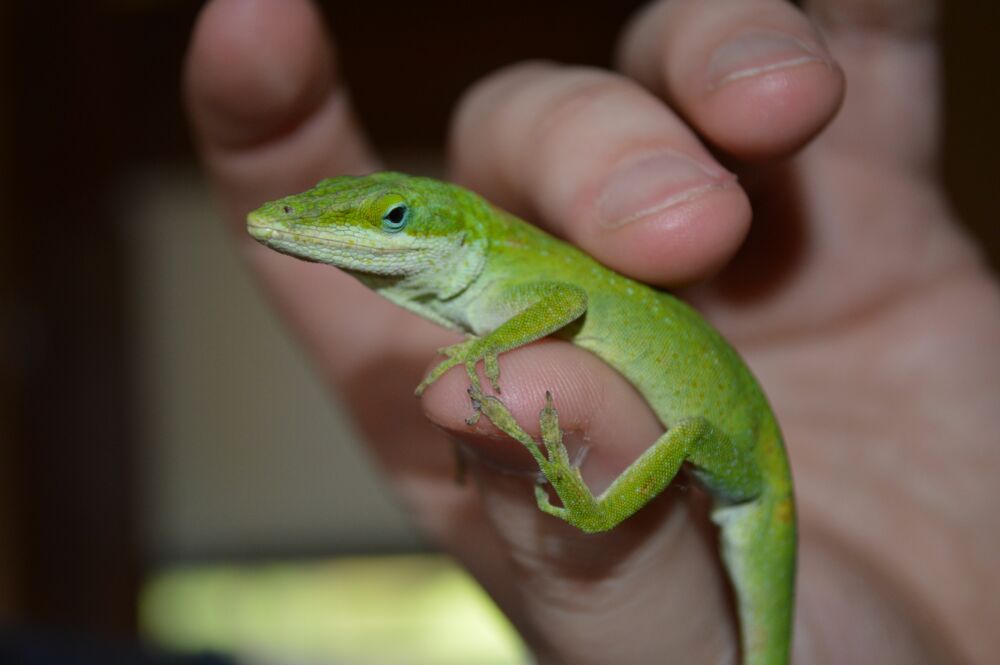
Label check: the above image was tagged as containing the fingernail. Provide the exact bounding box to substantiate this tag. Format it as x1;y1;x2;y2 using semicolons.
598;152;732;229
708;30;830;89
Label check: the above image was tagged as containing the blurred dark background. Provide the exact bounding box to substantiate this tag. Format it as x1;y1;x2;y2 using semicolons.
1;0;996;645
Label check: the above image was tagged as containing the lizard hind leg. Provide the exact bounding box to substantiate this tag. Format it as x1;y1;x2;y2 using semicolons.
471;385;769;536
471;389;764;535
472;388;602;528
470;388;575;521
471;386;560;473
470;385;570;519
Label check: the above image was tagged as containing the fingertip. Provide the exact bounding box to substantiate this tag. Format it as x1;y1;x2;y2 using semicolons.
701;57;845;160
618;0;846;161
584;180;752;286
185;0;335;148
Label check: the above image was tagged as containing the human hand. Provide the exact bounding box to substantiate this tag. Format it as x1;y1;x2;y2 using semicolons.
185;1;999;663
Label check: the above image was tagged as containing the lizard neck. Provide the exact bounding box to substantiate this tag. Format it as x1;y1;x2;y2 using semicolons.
352;228;486;297
350;227;489;332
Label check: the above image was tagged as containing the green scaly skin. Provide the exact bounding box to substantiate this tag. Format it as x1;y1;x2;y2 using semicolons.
248;172;796;665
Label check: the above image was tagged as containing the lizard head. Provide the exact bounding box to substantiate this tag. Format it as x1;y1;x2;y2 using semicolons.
246;172;486;287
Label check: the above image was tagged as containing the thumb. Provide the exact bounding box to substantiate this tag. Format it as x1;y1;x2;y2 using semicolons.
421;341;738;664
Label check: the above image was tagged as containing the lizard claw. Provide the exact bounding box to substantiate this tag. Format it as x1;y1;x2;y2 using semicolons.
465;386;483;426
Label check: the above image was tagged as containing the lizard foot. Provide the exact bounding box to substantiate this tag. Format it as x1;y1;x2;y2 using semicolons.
415;338;501;396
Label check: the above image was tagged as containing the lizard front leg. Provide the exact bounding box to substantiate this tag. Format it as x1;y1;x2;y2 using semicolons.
415;282;587;397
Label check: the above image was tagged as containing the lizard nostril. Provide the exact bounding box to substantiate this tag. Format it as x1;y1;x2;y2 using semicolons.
282;205;293;214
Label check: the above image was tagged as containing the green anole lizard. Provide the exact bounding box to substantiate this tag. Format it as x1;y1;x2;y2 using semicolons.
247;172;795;665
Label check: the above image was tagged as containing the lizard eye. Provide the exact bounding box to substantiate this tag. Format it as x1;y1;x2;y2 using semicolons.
381;202;409;232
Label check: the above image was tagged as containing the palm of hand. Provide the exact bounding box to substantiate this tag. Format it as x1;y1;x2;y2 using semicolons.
704;46;999;661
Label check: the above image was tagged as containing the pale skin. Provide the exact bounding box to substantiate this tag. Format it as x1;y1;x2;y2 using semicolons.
186;1;1000;663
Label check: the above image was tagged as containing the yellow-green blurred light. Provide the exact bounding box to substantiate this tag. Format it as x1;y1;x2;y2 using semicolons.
141;555;528;665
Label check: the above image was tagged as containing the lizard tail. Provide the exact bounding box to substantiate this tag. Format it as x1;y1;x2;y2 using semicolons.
713;419;796;665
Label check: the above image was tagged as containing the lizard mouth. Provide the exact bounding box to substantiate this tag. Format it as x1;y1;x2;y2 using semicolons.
246;215;429;275
247;215;417;255
253;227;417;254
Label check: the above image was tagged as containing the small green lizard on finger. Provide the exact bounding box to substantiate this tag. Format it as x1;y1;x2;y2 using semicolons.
248;172;796;665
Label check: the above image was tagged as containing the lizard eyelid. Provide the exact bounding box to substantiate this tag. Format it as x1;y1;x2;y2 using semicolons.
382;203;409;232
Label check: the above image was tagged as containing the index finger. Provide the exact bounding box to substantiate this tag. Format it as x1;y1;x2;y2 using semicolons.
185;0;380;229
184;0;453;399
